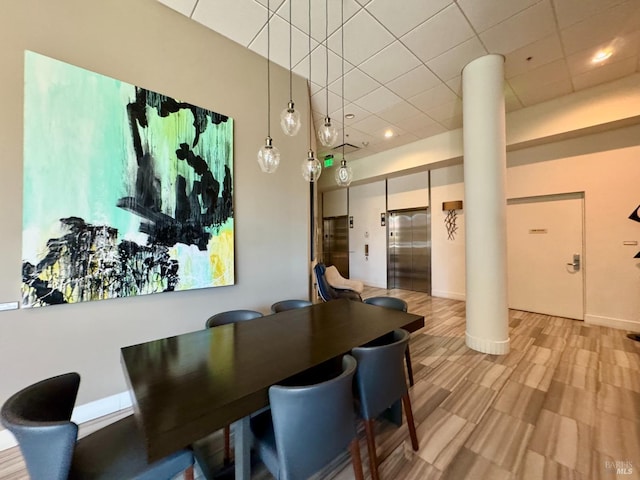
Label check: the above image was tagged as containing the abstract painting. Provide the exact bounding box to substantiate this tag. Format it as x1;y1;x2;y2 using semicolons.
22;51;234;307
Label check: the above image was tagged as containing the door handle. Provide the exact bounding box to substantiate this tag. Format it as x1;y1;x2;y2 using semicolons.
566;253;580;270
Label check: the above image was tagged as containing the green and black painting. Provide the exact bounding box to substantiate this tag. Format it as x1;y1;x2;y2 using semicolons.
22;51;234;307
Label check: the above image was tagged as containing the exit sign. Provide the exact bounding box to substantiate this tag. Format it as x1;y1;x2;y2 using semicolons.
324;155;334;167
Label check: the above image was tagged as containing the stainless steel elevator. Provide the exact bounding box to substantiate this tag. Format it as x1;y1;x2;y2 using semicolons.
322;216;350;277
387;208;430;293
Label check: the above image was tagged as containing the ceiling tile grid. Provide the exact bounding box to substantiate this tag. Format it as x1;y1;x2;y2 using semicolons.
156;0;640;160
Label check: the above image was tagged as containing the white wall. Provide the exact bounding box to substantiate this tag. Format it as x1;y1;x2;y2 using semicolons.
507;125;640;329
387;171;429;210
425;125;640;329
348;182;387;288
0;0;310;412
322;189;348;217
431;165;466;300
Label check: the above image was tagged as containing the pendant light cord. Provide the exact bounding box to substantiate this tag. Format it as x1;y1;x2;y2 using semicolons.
308;0;313;148
267;0;271;136
341;0;345;159
288;0;293;103
325;0;329;117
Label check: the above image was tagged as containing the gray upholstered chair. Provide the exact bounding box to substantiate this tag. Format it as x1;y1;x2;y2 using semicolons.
205;308;264;464
363;296;415;386
352;329;419;480
0;372;194;480
250;355;364;480
205;309;263;328
270;299;312;313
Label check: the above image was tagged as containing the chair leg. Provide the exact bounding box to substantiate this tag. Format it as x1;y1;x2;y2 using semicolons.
349;438;365;480
401;393;419;451
405;347;414;387
184;464;194;480
363;419;380;480
223;424;231;465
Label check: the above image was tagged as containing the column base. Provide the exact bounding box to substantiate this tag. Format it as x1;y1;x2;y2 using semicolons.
466;332;510;355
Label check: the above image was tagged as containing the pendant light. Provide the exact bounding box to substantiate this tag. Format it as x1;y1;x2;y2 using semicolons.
302;0;322;182
257;0;280;173
280;0;301;136
335;0;352;187
317;0;338;148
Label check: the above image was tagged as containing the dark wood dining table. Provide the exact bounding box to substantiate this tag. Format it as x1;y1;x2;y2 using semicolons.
120;298;424;480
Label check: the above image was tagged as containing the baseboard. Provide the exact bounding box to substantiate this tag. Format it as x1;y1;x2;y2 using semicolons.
466;331;510;355
585;314;640;332
431;289;466;301
0;391;132;451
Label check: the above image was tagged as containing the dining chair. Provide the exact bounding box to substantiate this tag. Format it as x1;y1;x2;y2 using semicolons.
0;372;194;480
205;309;263;328
363;296;415;386
352;329;419;480
205;308;264;465
250;355;364;480
270;299;312;313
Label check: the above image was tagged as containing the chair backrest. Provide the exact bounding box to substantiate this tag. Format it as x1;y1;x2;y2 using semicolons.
269;355;358;480
314;264;362;302
313;263;338;302
364;296;408;312
271;299;313;313
205;309;263;328
1;373;80;480
351;329;410;420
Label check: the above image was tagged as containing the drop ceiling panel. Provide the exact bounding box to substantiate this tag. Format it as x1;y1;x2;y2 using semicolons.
408;83;459;113
354;86;403;114
366;0;453;37
329;9;395;67
552;0;629;29
560;1;640;55
377;101;422;124
566;31;640;76
359;41;421;84
426;37;488;81
248;15;313;67
386;65;442;99
401;4;475;63
504;34;564;78
508;58;571;94
515;77;573;106
479;1;556;55
156;0;640;160
572;56;638;90
328;67;380;102
192;0;266;47
457;0;540;33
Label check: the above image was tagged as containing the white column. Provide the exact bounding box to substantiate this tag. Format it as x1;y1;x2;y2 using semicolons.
462;54;510;355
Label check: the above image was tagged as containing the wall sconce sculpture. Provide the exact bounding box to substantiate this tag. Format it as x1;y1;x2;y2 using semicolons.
443;200;463;240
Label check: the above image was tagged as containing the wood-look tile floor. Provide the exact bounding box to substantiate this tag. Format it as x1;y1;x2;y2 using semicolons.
2;287;639;480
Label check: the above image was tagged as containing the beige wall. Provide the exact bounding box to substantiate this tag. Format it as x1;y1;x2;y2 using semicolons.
0;0;310;408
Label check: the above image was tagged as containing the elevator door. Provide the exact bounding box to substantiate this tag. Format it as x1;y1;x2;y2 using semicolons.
322;216;349;277
388;208;430;293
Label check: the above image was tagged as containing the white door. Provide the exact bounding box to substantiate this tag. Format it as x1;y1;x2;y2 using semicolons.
507;193;584;320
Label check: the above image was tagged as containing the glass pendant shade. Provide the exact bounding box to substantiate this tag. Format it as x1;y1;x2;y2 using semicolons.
301;150;322;182
318;116;339;147
335;159;353;187
280;101;301;136
257;136;280;174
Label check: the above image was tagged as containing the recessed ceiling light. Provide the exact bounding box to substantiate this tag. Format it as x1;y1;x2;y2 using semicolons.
345;113;355;119
592;49;613;64
384;129;394;138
